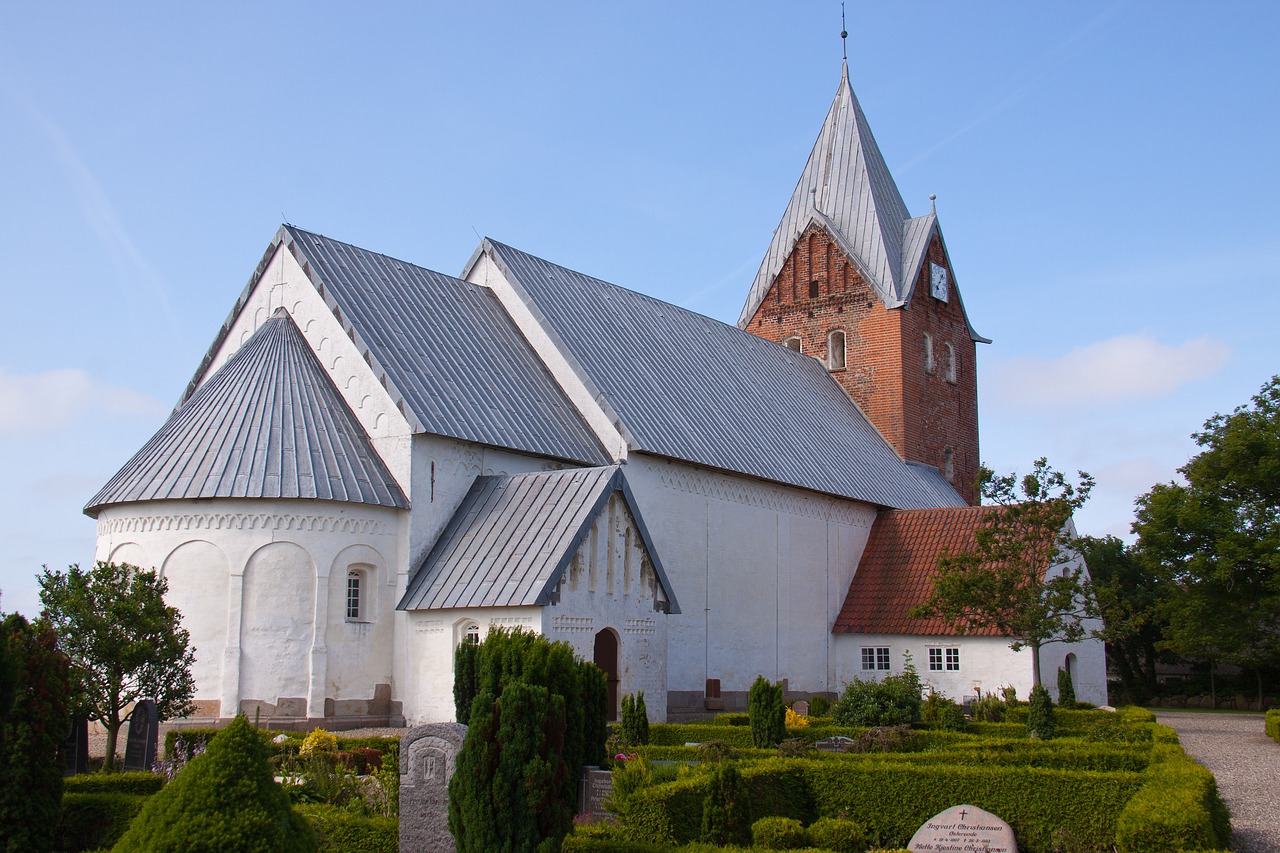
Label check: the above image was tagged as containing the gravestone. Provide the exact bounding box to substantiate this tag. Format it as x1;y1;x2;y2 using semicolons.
400;722;467;853
792;700;810;716
909;804;1018;853
63;715;89;775
578;767;615;818
122;699;159;772
814;735;855;752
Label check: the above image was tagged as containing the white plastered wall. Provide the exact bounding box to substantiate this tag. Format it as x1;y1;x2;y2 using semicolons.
94;498;404;721
622;454;878;709
834;634;1038;702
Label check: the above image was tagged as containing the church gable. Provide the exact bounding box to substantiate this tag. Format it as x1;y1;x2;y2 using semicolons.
397;466;677;613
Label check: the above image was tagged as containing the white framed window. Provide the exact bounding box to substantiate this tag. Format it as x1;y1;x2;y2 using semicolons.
861;646;890;671
345;570;363;621
783;336;802;352
457;621;481;647
928;647;960;671
944;343;957;383
828;329;846;370
923;333;935;374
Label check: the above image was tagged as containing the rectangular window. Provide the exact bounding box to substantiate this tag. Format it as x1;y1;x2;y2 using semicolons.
346;573;361;620
929;647;960;671
862;647;890;671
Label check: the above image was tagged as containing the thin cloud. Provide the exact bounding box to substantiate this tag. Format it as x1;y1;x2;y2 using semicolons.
988;333;1231;408
0;367;167;434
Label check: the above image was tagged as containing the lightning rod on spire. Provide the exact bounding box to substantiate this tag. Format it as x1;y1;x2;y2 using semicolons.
841;3;848;61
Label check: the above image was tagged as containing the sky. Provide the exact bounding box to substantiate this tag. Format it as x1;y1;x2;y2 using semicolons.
1;2;1277;617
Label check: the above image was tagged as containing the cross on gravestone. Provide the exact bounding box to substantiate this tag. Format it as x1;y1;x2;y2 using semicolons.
63;715;89;776
122;699;159;772
908;804;1018;853
399;723;467;853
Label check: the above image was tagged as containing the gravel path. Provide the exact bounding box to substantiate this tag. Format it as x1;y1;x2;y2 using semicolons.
1157;711;1279;853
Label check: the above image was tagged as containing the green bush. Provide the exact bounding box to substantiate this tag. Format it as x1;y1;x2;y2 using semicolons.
622;692;651;746
970;694;1007;722
832;667;922;727
921;693;965;732
806;816;867;853
1057;668;1077;709
111;714;317;852
752;815;807;849
808;695;831;717
710;713;751;727
1026;685;1057;739
296;804;397;853
55;792;150;852
453;636;479;725
701;763;752;846
1114;746;1230;852
749;677;786;748
1266;708;1280;744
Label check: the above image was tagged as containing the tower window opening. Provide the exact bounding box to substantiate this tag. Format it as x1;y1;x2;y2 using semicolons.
828;329;846;370
945;343;957;383
924;333;935;374
783;336;802;352
809;280;819;299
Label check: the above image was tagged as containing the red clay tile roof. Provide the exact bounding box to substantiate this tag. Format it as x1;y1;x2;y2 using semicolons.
833;505;1007;637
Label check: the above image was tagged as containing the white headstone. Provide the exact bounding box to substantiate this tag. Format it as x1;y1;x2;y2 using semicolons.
908;804;1018;853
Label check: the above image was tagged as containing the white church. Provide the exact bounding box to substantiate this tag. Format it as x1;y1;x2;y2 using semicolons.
85;63;1106;728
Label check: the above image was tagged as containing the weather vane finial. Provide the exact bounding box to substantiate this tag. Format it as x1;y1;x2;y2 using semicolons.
841;3;848;61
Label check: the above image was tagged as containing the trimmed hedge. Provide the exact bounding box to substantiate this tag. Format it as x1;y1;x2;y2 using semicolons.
64;771;165;796
55;792;150;852
1266;708;1280;744
1114;745;1230;852
297;804;398;853
166;727;401;759
623;757;1144;852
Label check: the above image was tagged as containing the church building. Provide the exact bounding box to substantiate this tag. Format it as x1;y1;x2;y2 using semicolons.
85;63;1107;728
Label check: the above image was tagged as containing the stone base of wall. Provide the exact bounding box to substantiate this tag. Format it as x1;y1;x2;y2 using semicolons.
167;684;405;730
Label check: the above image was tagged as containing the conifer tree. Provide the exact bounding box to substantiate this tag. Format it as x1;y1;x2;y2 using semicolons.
700;763;751;846
748;675;785;748
1026;684;1057;740
1056;666;1077;708
113;714;316;852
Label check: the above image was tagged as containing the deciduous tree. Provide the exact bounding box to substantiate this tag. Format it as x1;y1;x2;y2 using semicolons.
912;458;1097;687
38;561;195;770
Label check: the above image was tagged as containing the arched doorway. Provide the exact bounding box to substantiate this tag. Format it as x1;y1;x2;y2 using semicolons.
594;628;620;721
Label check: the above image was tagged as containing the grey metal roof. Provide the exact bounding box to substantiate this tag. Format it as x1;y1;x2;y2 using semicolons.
86;310;407;516
737;63;987;344
397;466;678;612
179;227;609;469
478;241;967;511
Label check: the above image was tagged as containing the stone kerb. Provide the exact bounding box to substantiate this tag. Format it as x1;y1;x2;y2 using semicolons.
399;723;467;853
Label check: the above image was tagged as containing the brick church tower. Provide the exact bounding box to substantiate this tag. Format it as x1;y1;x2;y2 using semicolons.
739;63;988;505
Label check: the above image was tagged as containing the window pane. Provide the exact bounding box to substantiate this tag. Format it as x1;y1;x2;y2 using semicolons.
861;647;875;670
928;647;943;671
346;573;361;620
876;647;890;670
946;648;960;671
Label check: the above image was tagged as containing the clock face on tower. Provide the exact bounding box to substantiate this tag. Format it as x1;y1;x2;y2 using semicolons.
930;262;950;302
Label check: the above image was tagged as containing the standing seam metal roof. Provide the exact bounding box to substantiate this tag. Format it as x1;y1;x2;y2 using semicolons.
85;310;407;516
482;240;966;511
277;228;609;467
397;466;678;613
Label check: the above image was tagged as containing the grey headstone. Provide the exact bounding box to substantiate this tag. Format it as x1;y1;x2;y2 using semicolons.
814;735;856;752
122;699;158;772
399;723;467;853
792;700;810;716
578;767;615;817
909;804;1018;853
63;715;89;775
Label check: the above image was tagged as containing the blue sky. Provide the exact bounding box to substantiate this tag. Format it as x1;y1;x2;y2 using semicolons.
1;2;1277;616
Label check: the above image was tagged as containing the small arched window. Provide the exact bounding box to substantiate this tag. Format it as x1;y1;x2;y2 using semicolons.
944;343;957;384
783;336;802;353
463;622;481;645
346;570;364;621
828;330;846;370
923;333;935;374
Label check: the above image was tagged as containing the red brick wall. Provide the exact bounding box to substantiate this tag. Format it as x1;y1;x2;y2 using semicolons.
743;225;979;504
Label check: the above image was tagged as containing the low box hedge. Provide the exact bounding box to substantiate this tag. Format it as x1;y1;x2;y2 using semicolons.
1114;744;1230;852
623;757;1144;852
1266;709;1280;744
56;792;152;852
296;804;398;853
64;771;165;796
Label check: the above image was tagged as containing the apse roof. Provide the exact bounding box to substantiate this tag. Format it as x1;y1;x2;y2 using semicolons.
833;505;1004;636
478;240;967;511
397;466;678;612
85;310;407;516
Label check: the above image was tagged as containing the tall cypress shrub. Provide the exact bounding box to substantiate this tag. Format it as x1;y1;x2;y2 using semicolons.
700;763;751;846
1057;666;1077;709
1027;684;1057;739
0;613;72;853
453;638;479;724
748;675;785;748
620;691;650;747
448;628;605;851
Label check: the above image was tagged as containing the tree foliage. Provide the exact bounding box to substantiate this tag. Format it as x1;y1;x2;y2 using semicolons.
1026;684;1057;740
447;628;606;853
747;676;785;749
1132;375;1280;703
832;664;922;727
0;612;72;853
452;637;479;725
112;714;317;852
912;458;1097;686
620;691;649;747
38;561;196;770
700;763;751;847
